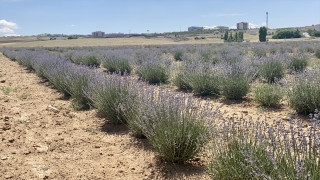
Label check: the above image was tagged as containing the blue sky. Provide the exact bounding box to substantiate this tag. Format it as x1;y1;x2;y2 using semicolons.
0;0;320;36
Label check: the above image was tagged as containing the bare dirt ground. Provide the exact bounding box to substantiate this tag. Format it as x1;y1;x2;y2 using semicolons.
0;54;211;179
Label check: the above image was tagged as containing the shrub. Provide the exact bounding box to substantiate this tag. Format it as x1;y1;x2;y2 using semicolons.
288;69;320;114
127;88;214;163
259;57;285;83
208;140;275;180
136;59;170;84
288;54;308;72
253;84;283;107
46;60;72;96
173;51;183;61
100;51;132;74
220;74;250;100
209;114;320;180
85;74;136;124
71;52;100;66
176;61;220;96
315;49;320;59
172;72;192;91
187;72;220;96
64;67;94;110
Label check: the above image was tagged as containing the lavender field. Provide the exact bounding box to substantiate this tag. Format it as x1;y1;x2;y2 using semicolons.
1;41;320;179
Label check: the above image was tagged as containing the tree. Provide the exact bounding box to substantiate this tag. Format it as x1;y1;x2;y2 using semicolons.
224;30;228;41
259;26;267;42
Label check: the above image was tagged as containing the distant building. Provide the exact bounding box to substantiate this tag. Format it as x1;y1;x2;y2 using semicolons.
188;26;204;32
92;31;105;37
248;31;257;35
215;26;229;30
316;24;320;31
237;22;249;30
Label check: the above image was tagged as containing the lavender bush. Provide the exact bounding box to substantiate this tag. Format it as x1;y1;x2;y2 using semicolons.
288;54;308;72
287;67;320;114
208;116;320;179
259;55;286;83
84;73;137;124
70;51;100;66
64;66;95;110
100;50;133;74
123;87;219;162
315;49;320;59
136;58;170;84
253;84;283;107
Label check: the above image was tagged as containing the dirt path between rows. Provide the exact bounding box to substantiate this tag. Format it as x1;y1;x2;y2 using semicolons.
0;54;210;180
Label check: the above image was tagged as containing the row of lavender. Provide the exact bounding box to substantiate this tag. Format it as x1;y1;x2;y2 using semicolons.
1;43;320;178
23;41;320;114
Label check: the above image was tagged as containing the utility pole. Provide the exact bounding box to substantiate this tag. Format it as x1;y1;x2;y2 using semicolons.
266;12;268;29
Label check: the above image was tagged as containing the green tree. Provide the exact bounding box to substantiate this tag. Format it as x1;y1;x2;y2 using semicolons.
224;30;228;41
235;32;238;41
259;27;267;42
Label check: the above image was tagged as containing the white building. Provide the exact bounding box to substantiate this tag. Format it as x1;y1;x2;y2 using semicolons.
92;31;105;37
188;26;204;32
215;26;229;30
316;24;320;31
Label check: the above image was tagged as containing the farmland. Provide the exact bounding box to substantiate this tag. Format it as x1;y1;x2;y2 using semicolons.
1;40;320;179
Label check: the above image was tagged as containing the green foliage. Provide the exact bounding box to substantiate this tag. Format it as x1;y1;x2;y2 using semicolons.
67;35;78;39
272;28;301;39
259;59;285;83
259;27;267;42
101;56;132;74
208;140;275;180
86;76;135;124
288;71;320;114
173;51;183;61
288;54;308;72
315;49;320;59
307;29;320;37
186;72;220;96
253;84;283;107
220;74;250;100
172;73;193;90
225;31;244;42
136;62;170;84
71;54;100;66
224;30;228;41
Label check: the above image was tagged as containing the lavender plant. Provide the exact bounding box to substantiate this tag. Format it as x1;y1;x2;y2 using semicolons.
64;66;95;110
124;87;219;162
253;84;283;107
100;50;133;74
136;58;170;84
208;116;320;179
315;49;320;59
288;54;308;72
259;55;286;83
84;73;137;124
217;62;256;100
287;67;320;114
70;51;100;66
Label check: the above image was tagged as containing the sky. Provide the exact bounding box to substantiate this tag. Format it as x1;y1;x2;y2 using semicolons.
0;0;320;37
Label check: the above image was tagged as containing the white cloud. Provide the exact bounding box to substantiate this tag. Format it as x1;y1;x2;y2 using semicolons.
0;27;14;33
71;25;75;27
230;26;237;29
4;34;21;37
0;19;19;29
0;19;20;37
